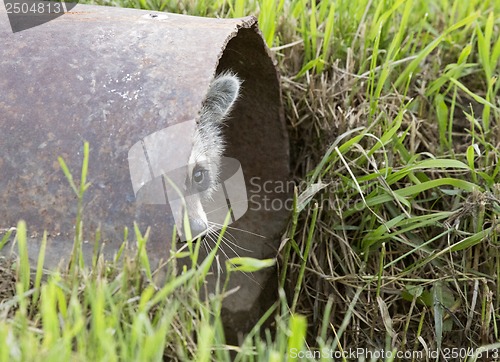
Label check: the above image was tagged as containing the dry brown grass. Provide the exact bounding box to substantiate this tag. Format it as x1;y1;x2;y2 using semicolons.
279;16;500;356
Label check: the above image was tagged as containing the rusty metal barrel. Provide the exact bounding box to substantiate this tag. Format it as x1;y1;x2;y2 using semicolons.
0;4;290;335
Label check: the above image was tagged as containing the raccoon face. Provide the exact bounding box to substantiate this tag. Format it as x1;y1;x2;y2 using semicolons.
179;72;241;240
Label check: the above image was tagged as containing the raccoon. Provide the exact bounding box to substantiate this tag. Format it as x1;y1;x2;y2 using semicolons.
180;72;241;240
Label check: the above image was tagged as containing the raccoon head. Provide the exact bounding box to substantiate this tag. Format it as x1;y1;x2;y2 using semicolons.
182;72;241;240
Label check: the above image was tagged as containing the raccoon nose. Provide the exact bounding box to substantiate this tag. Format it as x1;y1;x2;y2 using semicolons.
188;218;208;240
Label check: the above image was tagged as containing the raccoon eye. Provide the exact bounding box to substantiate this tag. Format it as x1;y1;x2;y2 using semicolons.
192;166;210;189
193;168;205;184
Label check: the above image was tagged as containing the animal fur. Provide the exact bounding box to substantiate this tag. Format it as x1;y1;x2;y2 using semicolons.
183;72;241;239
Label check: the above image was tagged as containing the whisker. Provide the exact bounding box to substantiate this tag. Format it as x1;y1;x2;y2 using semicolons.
207;233;225;274
202;231;262;287
202;233;219;273
207;223;253;253
208;221;267;239
219;235;242;259
205;233;232;264
202;239;211;255
207;229;239;258
221;233;253;254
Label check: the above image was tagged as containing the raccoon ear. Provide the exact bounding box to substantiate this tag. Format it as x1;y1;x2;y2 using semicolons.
201;72;241;124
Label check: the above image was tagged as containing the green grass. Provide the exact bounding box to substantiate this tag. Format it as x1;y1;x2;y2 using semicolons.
2;0;500;361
